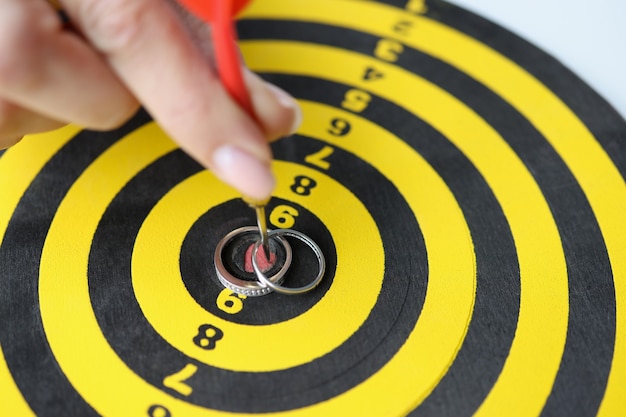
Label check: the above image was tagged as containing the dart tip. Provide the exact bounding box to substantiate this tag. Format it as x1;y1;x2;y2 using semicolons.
242;195;271;208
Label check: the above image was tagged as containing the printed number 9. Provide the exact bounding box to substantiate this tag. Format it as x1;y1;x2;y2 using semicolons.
148;405;171;417
328;118;351;136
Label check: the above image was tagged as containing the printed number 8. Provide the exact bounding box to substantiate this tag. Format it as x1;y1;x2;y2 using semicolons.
290;176;317;196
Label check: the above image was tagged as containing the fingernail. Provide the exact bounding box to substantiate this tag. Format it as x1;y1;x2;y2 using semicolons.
212;145;275;199
267;83;302;134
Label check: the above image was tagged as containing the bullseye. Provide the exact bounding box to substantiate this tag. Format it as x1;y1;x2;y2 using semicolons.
214;226;292;297
244;243;275;273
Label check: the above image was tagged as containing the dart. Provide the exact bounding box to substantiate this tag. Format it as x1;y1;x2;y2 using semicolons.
178;0;273;258
177;0;255;116
241;194;271;259
179;0;325;294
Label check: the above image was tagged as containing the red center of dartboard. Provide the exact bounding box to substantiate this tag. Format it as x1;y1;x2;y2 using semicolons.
244;244;276;273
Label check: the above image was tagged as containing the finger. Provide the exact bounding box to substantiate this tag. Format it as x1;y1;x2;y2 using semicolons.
166;2;301;140
166;0;214;59
0;0;139;129
0;136;22;150
244;69;302;142
0;99;65;148
60;0;276;199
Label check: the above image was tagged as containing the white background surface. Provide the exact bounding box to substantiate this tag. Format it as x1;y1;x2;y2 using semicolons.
447;0;626;120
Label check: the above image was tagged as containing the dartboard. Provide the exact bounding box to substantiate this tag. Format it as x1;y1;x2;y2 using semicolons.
1;0;625;416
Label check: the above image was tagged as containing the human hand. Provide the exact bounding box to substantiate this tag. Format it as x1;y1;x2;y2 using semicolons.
0;0;301;199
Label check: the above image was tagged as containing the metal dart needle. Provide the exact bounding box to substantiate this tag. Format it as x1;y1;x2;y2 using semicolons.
243;196;271;258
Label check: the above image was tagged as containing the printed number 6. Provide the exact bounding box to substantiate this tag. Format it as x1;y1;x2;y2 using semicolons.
216;289;246;314
269;205;300;229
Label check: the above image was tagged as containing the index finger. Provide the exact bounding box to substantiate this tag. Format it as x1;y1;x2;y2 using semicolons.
176;0;250;23
59;0;275;199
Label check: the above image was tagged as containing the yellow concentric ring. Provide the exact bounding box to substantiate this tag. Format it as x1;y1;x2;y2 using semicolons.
242;1;626;413
0;127;78;416
36;107;475;414
241;35;567;413
132;161;384;372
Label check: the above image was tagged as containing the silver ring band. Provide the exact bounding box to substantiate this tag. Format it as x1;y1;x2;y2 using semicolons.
252;229;325;295
214;226;292;297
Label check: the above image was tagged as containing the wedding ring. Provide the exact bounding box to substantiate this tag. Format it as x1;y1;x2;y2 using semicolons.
252;229;325;295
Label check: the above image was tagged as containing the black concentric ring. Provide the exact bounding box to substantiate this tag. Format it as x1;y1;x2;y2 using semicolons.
264;73;521;414
238;7;618;412
87;134;426;411
372;1;619;414
180;198;336;325
0;111;150;415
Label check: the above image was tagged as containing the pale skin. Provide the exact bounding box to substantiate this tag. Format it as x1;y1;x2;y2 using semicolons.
0;0;301;200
